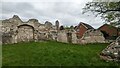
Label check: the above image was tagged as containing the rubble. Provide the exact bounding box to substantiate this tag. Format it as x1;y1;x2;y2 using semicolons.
100;36;120;62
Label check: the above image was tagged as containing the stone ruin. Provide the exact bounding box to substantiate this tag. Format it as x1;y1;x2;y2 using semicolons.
1;15;59;44
1;15;107;45
100;36;120;62
1;15;78;44
79;29;105;44
57;29;77;44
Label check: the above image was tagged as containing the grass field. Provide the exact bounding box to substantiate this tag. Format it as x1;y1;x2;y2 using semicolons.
2;41;120;66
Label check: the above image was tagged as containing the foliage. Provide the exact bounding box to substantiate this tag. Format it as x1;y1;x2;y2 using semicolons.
83;2;120;26
2;41;120;66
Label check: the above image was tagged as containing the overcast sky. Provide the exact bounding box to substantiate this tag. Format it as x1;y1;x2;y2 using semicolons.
1;0;105;28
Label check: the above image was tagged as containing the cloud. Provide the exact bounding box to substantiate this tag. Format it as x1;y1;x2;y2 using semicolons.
1;0;104;28
2;0;92;3
2;2;33;19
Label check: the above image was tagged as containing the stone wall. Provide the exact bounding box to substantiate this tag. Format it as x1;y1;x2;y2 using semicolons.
79;29;105;44
57;30;78;43
1;15;59;44
17;25;34;42
57;30;68;43
100;36;120;62
2;32;13;44
50;30;57;40
1;15;108;45
71;32;77;44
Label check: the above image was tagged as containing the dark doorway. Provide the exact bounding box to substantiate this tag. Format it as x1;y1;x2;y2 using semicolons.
67;33;72;43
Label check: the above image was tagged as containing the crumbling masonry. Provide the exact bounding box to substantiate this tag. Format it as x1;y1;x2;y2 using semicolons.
1;15;105;44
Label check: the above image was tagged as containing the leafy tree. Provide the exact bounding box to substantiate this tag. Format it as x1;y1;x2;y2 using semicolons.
70;25;74;29
83;2;120;27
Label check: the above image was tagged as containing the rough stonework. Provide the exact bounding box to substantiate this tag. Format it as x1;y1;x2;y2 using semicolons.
1;15;59;44
55;20;59;31
100;36;120;62
57;29;77;43
1;15;107;45
57;30;68;43
79;29;105;44
45;21;53;30
17;24;34;42
71;31;78;44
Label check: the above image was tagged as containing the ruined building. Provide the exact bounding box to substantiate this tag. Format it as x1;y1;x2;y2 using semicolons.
79;29;105;44
1;15;106;44
75;22;105;44
100;36;120;62
98;24;120;41
57;29;77;44
1;15;59;44
75;22;94;39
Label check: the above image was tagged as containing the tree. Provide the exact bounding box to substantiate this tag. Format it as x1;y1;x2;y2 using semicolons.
83;2;120;27
70;25;74;29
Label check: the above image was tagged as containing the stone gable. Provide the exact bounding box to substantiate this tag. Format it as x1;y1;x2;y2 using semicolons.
79;29;105;44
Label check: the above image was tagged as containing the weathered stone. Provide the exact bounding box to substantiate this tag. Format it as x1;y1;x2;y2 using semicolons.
100;36;120;62
71;31;77;44
79;29;105;44
1;15;59;44
45;21;53;29
57;30;68;43
55;20;59;31
57;29;78;43
17;24;34;42
1;15;107;45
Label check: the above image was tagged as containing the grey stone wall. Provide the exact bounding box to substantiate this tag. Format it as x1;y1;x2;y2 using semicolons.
79;29;105;44
71;32;77;44
1;15;59;44
57;30;78;43
100;36;120;62
1;15;107;45
17;25;34;42
57;30;68;43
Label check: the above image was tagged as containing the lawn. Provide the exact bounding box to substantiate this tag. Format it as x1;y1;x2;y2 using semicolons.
2;41;120;66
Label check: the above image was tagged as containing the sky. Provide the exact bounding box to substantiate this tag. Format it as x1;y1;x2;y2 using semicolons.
1;0;105;28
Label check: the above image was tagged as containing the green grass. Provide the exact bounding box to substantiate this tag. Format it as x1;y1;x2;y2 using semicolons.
2;41;120;66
